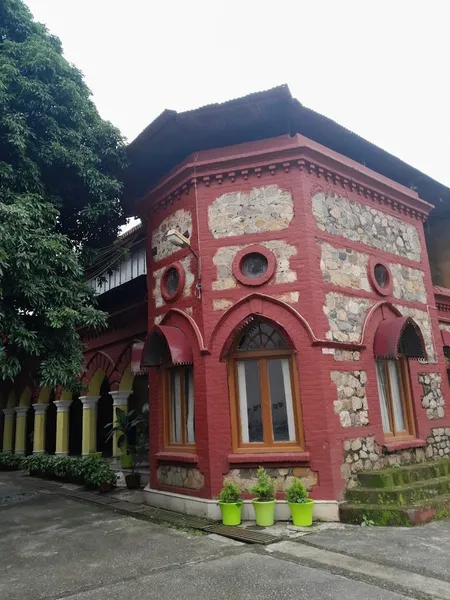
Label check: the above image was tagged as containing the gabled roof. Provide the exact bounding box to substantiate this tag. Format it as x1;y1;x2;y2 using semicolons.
123;84;450;215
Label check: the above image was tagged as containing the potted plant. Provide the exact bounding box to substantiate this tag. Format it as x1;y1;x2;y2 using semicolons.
285;477;314;527
218;481;243;525
249;467;276;527
104;408;144;469
123;439;143;489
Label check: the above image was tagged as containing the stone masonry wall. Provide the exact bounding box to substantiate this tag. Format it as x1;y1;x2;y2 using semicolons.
224;467;318;493
331;371;369;427
151;209;193;262
153;256;195;308
419;373;445;419
208;185;294;238
342;430;450;488
157;465;204;490
319;242;426;303
312;192;421;262
324;293;372;342
212;240;297;290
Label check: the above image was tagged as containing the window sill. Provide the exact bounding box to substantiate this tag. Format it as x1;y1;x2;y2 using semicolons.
228;452;310;465
382;439;426;453
156;451;198;464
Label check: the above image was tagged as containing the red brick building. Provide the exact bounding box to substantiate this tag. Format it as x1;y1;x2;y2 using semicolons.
3;86;450;521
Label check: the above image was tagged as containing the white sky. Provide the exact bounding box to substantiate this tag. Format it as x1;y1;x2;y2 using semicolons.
25;0;450;192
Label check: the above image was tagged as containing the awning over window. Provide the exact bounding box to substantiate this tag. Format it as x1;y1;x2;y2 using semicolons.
141;325;193;367
441;329;450;348
131;343;148;375
373;316;427;360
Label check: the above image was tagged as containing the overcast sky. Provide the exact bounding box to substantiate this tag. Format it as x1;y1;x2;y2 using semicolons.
25;0;450;190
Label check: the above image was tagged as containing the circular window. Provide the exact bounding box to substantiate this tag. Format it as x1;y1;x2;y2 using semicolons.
374;263;389;288
165;267;179;296
368;258;393;296
161;262;185;302
232;246;276;287
241;253;268;279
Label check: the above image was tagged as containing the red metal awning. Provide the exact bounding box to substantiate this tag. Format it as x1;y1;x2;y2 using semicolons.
131;343;148;375
441;329;450;348
373;316;427;360
141;325;193;368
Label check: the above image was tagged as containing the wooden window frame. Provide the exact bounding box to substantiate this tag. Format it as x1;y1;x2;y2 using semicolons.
228;347;304;453
163;366;196;452
376;357;415;442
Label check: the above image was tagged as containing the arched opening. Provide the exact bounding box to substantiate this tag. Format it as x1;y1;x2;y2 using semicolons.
69;396;83;456
444;346;450;386
0;410;3;452
373;315;426;440
128;374;149;450
45;390;57;454
227;318;303;452
25;407;34;455
97;377;113;456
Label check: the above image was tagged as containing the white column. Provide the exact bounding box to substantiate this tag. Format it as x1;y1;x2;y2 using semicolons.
2;408;15;452
80;396;100;455
109;391;132;457
54;400;72;455
14;407;29;454
32;403;49;453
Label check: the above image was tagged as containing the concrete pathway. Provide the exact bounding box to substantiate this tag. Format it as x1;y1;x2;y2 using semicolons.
1;472;449;600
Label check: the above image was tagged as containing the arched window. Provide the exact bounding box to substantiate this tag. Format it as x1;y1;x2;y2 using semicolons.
228;320;303;452
374;316;425;441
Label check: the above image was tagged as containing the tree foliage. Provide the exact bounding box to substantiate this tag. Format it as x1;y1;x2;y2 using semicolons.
0;0;128;389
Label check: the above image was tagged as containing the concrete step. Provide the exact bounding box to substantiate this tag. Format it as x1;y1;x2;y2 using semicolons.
357;459;450;489
346;475;450;506
340;493;450;526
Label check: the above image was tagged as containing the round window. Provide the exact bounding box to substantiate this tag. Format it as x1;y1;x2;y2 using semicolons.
161;262;185;302
374;263;389;288
368;258;393;296
240;252;268;279
165;267;179;297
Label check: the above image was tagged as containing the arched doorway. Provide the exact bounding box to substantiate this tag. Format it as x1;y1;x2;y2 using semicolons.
45;390;57;454
97;377;113;456
128;374;149;449
25;407;34;455
69;396;83;455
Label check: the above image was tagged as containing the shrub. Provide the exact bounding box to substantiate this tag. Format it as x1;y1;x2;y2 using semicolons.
0;453;24;471
285;477;309;504
23;453;116;489
249;467;276;501
218;481;243;505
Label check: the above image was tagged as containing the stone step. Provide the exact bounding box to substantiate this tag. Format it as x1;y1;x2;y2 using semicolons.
357;459;450;489
340;493;450;526
346;475;450;506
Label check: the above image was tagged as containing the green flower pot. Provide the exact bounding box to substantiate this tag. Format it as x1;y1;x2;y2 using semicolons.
289;500;314;527
219;502;242;526
252;500;276;526
121;454;133;469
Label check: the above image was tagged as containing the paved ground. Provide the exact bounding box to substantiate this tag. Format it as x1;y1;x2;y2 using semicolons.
1;473;449;600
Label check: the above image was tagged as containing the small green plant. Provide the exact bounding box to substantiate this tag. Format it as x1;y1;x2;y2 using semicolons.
249;467;276;501
361;514;375;527
285;477;309;504
392;463;401;469
0;453;24;471
219;481;243;505
104;408;145;455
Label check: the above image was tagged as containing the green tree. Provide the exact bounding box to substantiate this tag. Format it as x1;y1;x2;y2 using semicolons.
0;0;128;389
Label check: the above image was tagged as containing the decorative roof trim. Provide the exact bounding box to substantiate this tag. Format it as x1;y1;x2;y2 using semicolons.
138;141;432;222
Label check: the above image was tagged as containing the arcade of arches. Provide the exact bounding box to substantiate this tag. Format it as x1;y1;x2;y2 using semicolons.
0;365;148;458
